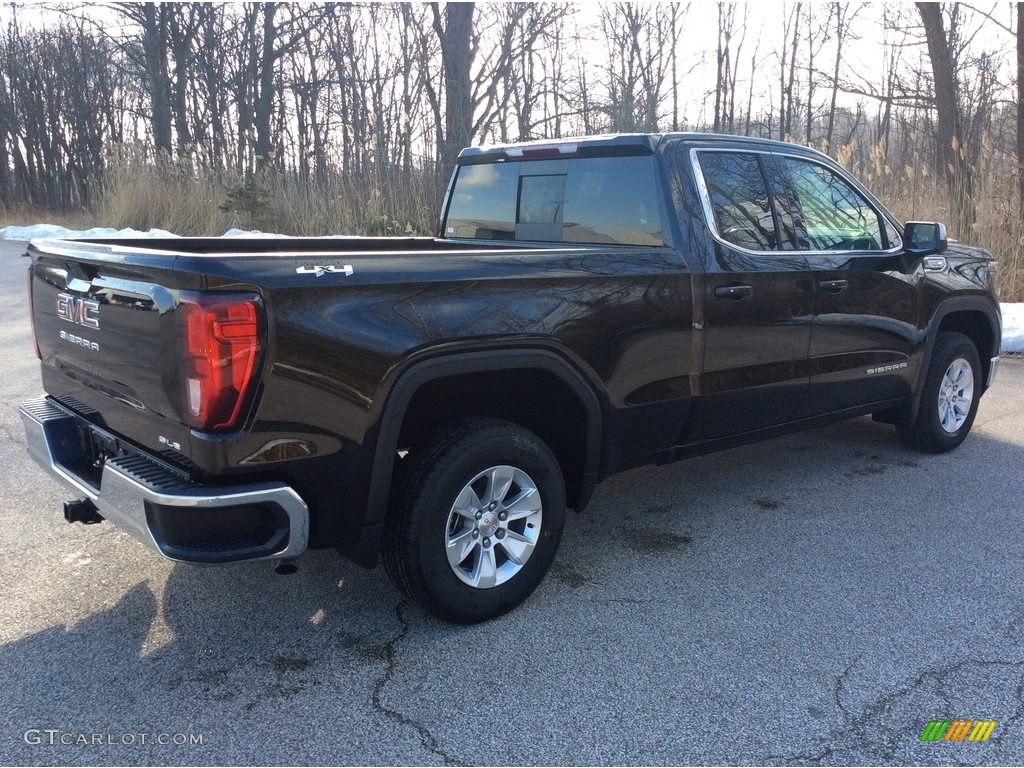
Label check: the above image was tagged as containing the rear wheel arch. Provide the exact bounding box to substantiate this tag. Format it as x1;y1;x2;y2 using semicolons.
364;348;604;534
382;417;567;622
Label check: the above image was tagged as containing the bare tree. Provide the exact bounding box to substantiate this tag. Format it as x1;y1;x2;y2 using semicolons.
742;41;761;137
165;5;198;156
777;3;802;141
0;12;123;208
112;3;173;155
195;4;229;167
1019;2;1024;215
824;3;860;151
714;4;746;133
477;4;574;142
918;2;975;232
803;3;831;145
432;2;474;177
597;3;681;132
253;3;278;170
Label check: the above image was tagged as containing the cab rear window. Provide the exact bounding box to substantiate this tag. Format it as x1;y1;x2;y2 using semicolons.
444;156;665;246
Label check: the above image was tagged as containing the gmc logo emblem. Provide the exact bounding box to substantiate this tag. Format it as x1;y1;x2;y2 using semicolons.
56;292;100;330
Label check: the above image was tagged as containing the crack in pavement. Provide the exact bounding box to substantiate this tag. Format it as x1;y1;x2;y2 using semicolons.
998;664;1024;740
370;601;461;766
770;655;1024;765
833;653;863;721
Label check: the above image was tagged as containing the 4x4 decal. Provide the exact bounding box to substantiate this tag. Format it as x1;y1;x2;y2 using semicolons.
296;265;353;277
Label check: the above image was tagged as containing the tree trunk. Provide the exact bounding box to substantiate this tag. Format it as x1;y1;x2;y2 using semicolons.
433;2;474;179
254;2;278;171
785;3;800;140
917;2;975;234
826;3;843;151
141;4;172;154
671;8;678;131
168;6;196;157
714;5;725;132
804;4;814;144
1018;2;1024;216
728;7;745;132
198;4;226;168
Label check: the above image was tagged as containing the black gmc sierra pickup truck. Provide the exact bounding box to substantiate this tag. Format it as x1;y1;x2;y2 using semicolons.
20;133;1001;623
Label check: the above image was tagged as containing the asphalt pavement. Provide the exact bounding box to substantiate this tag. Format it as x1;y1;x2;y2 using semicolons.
1;237;1022;765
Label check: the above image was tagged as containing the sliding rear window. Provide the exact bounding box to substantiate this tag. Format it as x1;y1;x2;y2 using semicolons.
444;156;664;246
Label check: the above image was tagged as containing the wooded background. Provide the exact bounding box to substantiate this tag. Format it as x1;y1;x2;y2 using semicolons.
0;2;1021;295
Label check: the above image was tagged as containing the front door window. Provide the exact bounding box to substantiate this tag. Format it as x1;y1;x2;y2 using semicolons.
781;158;885;252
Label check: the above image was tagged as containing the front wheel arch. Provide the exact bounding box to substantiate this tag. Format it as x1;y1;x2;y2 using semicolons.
898;331;982;453
918;302;999;394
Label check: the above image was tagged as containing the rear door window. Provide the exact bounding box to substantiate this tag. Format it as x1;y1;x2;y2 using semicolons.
696;152;780;251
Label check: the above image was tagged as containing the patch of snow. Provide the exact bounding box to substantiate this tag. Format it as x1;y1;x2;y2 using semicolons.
0;224;292;240
79;226;179;239
221;228;290;238
1000;303;1024;355
0;224;77;240
0;224;180;240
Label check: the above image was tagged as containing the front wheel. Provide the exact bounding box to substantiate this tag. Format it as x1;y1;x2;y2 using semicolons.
898;331;982;453
383;418;566;624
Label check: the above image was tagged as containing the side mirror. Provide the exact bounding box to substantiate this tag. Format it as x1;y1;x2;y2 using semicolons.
903;221;948;257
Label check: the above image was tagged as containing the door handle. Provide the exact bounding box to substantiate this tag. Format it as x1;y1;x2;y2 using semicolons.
714;284;753;300
818;279;849;293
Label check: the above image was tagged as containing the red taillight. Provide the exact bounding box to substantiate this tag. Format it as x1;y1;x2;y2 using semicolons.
181;293;263;431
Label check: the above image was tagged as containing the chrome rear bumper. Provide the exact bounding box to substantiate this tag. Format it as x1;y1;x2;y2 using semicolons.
19;397;309;564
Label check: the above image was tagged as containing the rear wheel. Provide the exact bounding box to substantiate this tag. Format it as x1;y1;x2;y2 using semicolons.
383;418;565;624
898;331;981;453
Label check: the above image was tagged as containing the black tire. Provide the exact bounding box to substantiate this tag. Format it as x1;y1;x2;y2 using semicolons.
382;418;566;624
897;331;982;453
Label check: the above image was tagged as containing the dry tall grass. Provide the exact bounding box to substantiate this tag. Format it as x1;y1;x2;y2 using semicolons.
838;138;1024;302
0;206;97;231
96;149;441;238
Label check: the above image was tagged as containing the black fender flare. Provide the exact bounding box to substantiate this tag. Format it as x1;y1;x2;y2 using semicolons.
362;347;605;531
910;297;1002;420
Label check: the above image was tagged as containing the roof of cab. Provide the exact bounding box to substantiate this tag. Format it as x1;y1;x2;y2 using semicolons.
456;132;828;164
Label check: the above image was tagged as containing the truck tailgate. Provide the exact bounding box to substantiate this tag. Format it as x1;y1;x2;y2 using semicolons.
29;240;204;463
